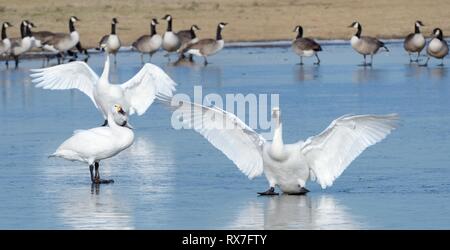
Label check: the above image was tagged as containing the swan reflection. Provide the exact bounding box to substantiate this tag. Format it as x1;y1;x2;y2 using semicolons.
42;137;174;229
229;195;362;229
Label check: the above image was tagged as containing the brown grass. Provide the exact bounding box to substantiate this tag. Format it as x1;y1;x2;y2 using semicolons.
0;0;449;48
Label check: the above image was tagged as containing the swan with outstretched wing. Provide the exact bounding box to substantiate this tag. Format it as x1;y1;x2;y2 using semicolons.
31;53;176;125
170;100;398;194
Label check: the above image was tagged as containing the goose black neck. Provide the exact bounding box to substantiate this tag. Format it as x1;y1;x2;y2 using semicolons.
216;26;222;40
190;28;197;39
437;32;444;40
25;24;31;37
355;25;362;38
1;25;7;40
111;23;116;35
20;22;25;38
296;27;303;39
69;19;75;32
167;19;172;32
414;25;420;34
151;24;157;36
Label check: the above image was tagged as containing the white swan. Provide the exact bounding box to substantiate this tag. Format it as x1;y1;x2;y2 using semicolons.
171;101;398;194
30;53;176;125
50;104;134;184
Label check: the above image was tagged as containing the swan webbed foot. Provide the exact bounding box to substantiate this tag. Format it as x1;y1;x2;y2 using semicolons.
93;178;114;184
101;120;108;126
288;187;310;195
258;187;279;196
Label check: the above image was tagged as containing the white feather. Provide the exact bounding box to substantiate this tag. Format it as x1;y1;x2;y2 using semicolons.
301;114;399;188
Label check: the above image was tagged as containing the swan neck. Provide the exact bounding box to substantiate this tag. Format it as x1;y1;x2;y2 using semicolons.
273;123;284;147
100;54;110;82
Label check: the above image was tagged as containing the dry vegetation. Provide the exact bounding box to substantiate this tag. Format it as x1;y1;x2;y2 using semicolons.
0;0;449;48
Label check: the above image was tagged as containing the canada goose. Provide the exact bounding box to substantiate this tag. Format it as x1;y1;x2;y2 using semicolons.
42;16;81;64
8;20;33;68
348;21;389;66
169;101;398;194
50;104;134;184
132;18;162;63
98;17;121;64
176;24;200;60
0;22;13;59
161;14;181;61
292;25;322;65
31;53;177;126
421;28;449;67
184;22;227;65
404;20;425;63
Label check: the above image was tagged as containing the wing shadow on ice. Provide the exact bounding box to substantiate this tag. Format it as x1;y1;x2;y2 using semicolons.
227;195;363;229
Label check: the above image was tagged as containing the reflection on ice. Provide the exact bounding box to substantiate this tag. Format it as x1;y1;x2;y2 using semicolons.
229;195;362;229
42;137;174;229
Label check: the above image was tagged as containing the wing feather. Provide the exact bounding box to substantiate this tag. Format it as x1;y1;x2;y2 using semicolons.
301;114;399;188
120;63;177;115
30;62;99;108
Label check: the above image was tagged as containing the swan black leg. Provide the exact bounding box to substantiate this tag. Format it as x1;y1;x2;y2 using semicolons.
288;186;310;195
93;162;114;184
258;187;279;196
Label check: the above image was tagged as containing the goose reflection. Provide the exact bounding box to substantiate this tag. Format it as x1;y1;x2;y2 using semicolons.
229;195;362;229
294;65;320;81
42;137;175;229
352;67;382;84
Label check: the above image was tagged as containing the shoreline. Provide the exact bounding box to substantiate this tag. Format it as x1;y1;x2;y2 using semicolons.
1;38;446;61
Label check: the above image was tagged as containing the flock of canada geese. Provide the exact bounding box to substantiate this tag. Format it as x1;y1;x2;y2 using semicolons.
0;16;448;68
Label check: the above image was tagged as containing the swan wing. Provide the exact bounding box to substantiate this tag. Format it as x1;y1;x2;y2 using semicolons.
171;100;266;179
120;63;176;115
301;114;399;189
30;61;99;108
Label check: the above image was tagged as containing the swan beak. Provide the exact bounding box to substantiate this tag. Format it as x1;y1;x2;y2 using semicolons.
124;121;133;129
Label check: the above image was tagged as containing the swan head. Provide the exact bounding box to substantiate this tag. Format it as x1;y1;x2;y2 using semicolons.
113;104;133;129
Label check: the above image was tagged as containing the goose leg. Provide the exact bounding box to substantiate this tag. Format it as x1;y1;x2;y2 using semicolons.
93;162;114;184
101;119;108;126
189;54;194;62
368;54;373;66
258;187;279;196
14;56;19;69
419;57;430;67
299;56;304;65
314;54;320;65
5;57;8;68
415;52;421;62
437;59;445;67
114;53;117;64
408;53;413;63
360;55;367;66
203;56;208;66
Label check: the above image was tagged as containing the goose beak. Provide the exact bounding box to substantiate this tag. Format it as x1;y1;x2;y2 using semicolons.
347;24;353;28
